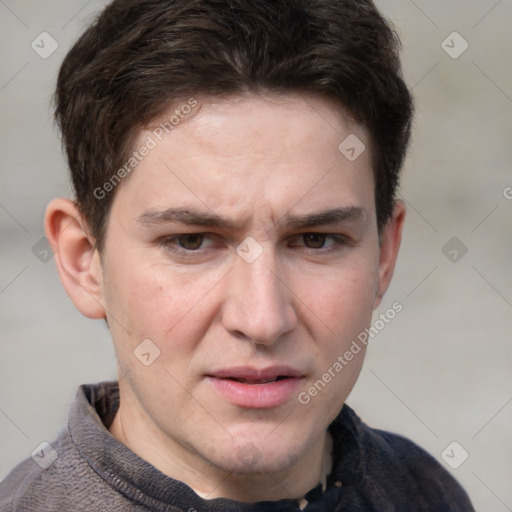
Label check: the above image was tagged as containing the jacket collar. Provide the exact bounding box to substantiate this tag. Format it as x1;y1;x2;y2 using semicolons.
70;381;362;511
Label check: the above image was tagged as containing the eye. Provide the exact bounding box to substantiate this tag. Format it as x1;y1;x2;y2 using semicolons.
302;233;330;249
175;234;206;250
290;233;344;250
160;233;216;254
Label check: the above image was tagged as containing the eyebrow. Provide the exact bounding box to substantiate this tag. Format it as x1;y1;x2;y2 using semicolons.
136;206;366;230
137;208;237;230
282;206;365;229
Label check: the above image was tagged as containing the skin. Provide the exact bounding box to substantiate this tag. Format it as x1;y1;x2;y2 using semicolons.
45;93;405;503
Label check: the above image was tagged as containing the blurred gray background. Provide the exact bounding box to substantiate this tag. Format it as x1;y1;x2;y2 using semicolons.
0;1;511;509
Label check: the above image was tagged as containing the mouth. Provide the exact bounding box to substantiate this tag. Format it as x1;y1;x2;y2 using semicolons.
205;366;304;409
223;375;290;384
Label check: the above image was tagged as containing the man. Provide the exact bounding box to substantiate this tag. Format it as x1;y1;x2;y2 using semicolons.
0;0;475;510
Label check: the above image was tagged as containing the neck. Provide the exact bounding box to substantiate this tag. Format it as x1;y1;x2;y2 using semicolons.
108;386;333;503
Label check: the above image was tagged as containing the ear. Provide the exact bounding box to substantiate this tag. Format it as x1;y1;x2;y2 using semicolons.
373;200;406;309
44;198;106;319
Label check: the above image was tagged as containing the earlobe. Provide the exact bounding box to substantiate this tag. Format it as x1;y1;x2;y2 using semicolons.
45;198;106;319
373;200;406;309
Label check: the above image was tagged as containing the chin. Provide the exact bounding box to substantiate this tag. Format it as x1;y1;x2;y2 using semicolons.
209;438;304;476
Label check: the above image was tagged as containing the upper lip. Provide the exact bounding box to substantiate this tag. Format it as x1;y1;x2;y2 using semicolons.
207;366;303;381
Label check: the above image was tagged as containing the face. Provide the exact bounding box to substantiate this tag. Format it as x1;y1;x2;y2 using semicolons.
99;94;386;477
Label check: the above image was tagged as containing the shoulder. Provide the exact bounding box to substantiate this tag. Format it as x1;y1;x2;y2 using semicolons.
332;405;475;511
0;431;67;511
0;457;34;512
0;382;144;512
370;427;464;491
0;430;86;511
0;429;126;511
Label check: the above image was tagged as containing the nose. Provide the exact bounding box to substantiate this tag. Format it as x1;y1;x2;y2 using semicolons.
221;245;297;346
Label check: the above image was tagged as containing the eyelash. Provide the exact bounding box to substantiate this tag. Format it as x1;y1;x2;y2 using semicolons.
288;233;348;251
160;234;217;254
159;233;349;256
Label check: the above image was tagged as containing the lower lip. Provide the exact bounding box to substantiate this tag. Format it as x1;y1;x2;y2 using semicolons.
206;376;303;409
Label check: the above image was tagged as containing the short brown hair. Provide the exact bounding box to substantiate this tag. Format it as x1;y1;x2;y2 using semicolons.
54;0;413;250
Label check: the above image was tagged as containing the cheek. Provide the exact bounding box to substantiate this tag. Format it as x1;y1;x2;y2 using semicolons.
299;257;379;338
295;263;376;421
104;254;227;355
104;259;168;325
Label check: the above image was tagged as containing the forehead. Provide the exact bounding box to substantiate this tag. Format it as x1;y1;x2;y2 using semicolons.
145;93;366;162
111;93;375;225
